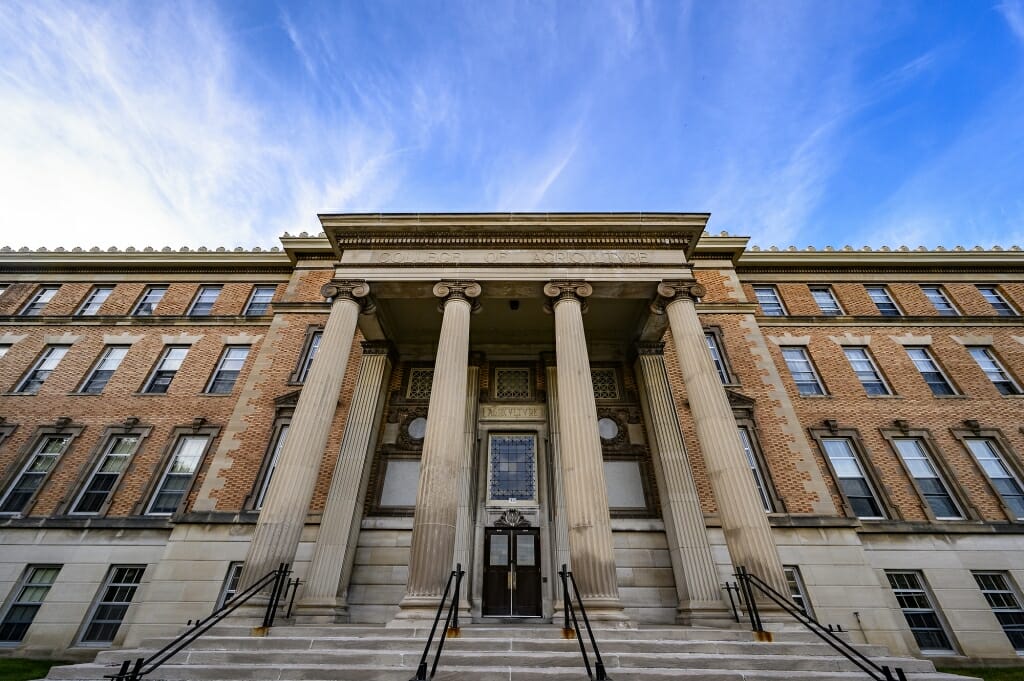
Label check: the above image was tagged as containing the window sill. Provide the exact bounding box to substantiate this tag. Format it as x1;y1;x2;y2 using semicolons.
67;392;104;397
131;392;168;397
933;394;968;399
865;395;903;399
797;394;832;399
0;392;36;397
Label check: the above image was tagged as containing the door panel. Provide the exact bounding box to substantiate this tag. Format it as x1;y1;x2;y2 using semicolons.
482;527;542;617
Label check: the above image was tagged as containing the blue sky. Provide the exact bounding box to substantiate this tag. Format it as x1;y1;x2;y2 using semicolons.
1;1;1023;250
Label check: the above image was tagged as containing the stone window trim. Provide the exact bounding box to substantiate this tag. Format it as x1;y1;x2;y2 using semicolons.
369;451;421;517
0;422;17;451
879;426;979;523
950;426;1024;523
402;364;435;402
734;408;785;514
287;324;325;385
245;414;292;511
57;421;153;518
704;325;739;386
133;422;221;518
489;362;536;402
590;364;623;402
0;421;83;518
807;424;900;521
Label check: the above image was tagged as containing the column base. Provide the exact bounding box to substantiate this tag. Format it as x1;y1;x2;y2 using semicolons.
676;599;736;627
577;597;633;627
388;595;444;627
292;596;349;624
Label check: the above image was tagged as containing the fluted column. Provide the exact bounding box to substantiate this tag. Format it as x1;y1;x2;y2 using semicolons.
396;281;481;620
543;281;624;618
297;341;393;621
543;352;572;614
656;280;787;593
452;353;482;614
634;343;728;623
240;281;369;590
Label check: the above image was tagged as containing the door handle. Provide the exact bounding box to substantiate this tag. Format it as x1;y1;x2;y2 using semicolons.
507;571;513;590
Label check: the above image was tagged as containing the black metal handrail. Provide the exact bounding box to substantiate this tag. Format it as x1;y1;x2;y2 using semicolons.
734;565;907;681
558;564;611;681
410;563;464;681
105;563;292;681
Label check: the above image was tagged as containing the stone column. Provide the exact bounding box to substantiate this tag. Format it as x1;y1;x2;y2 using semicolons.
543;281;624;619
543;352;571;614
297;341;393;621
452;353;482;614
656;280;787;593
396;281;481;620
634;342;728;623
239;281;370;590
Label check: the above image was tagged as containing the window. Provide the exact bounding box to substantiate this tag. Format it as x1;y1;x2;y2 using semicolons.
892;438;962;520
296;331;321;383
216;563;244;609
705;331;731;384
906;347;956;396
244;285;276;315
406;368;434;400
968;347;1022;395
0;436;70;514
494;367;533;400
205;346;249;394
978;286;1018;316
146;435;208;515
866;286;901;316
70;436;139;515
18;286;58;316
781;347;826;396
738;427;773;512
886;571;955;652
821;437;885;519
921;286;958;316
142;346;189;394
0;565;61;642
488;434;537;503
187;285;221;316
843;347;891;396
254;425;288;509
973;572;1024;651
591;368;620;400
79;566;145;645
0;345;9;360
810;286;843;315
963;439;1024;520
783;566;813;618
14;345;69;394
79;346;129;394
131;286;166;316
76;286;113;316
753;286;786;316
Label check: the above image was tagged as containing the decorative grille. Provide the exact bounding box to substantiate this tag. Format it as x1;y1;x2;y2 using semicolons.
489;435;537;502
494;368;532;400
406;368;434;400
591;368;620;400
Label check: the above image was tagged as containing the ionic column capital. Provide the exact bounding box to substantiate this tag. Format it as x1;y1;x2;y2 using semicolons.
543;281;593;311
321;280;374;313
432;280;482;311
651;280;706;314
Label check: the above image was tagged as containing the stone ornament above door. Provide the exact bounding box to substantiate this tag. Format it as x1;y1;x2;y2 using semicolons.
494;508;532;527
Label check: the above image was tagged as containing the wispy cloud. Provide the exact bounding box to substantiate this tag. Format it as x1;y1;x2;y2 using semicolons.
999;0;1024;44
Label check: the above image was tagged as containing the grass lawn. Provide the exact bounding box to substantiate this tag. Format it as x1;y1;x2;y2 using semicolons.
938;667;1024;681
0;658;71;681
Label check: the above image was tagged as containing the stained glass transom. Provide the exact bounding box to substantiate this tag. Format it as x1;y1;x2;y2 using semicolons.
495;368;532;400
591;368;620;400
488;435;537;502
406;369;434;400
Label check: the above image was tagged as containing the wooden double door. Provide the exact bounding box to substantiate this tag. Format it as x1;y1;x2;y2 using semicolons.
482;527;542;617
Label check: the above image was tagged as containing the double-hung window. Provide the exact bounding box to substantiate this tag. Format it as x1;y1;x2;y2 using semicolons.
296;332;321;383
76;286;113;316
187;285;221;316
255;425;288;509
844;347;891;396
143;346;188;394
0;436;70;514
921;286;958;316
968;347;1021;395
206;346;249;394
216;563;244;609
244;286;276;315
0;565;61;642
783;566;814;618
753;286;786;316
821;437;885;519
79;566;145;645
79;346;129;394
15;345;70;394
781;347;826;396
738;427;773;512
19;286;58;316
978;286;1018;316
963;439;1024;520
705;332;731;384
132;286;167;316
70;435;139;515
892;438;962;520
866;286;901;316
973;572;1024;651
886;571;955;652
147;435;208;515
810;286;843;315
905;347;956;396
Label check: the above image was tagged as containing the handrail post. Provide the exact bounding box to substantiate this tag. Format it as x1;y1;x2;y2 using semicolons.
723;582;740;622
451;563;463;632
560;564;571;635
567;571;610;681
128;657;144;681
409;569;456;681
735;566;763;633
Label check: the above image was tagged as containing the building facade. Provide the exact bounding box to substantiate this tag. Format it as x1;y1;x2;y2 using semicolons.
0;213;1022;663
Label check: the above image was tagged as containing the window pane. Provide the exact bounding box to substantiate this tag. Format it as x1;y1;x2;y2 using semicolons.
489;435;537;502
148;436;207;514
886;572;954;652
754;287;785;316
80;566;144;644
782;347;825;396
